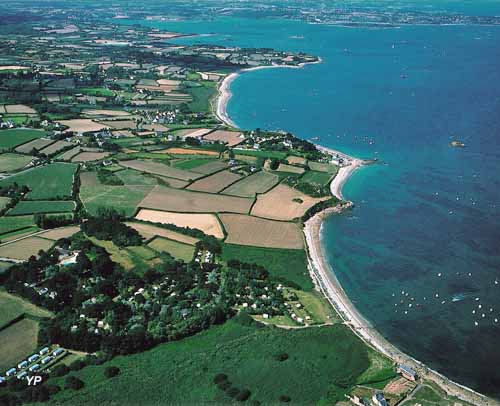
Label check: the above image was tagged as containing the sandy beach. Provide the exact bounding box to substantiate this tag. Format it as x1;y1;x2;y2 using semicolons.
303;160;498;406
214;60;498;406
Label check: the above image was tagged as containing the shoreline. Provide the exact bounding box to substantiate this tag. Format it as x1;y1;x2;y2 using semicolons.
214;62;497;406
215;59;322;128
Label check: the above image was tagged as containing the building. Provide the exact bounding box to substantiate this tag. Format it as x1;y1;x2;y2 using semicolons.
28;354;40;363
39;347;50;356
372;392;388;406
53;348;65;357
41;356;53;365
6;368;16;377
16;371;28;380
29;364;40;372
17;360;28;369
398;364;418;381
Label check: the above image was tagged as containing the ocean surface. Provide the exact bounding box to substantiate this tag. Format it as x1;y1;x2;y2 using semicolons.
128;7;500;397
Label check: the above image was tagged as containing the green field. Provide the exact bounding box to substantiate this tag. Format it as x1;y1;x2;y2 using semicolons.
88;238;157;274
49;320;373;405
173;158;216;170
222;244;313;291
222;171;279;197
80;181;154;217
81;87;115;97
308;161;339;174
0;290;52;329
0;196;10;210
115;169;159;186
8;200;75;215
0;318;40;371
234;149;288;160
148;237;195;262
185;81;216;113
0;152;32;172
300;170;333;185
0;215;35;234
0;162;77;200
0;128;47;151
0;226;39;242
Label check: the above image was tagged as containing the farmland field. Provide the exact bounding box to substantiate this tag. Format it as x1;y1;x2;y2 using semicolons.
233;148;287;160
0;290;52;329
0;236;54;260
134;209;224;239
187;170;241;193
39;140;73;155
0;153;32;172
300;170;334;185
148;237;195;262
8;200;75;215
71;151;110;162
57;119;108;134
251;184;327;221
219;214;304;249
119;159;202;181
3;104;37;114
38;225;80;241
222;244;313;290
203;130;244;147
0;162;77;200
125;221;200;245
0;128;47;151
0;196;9;210
0;318;40;372
222;171;279;197
14;137;53;154
171;128;212;139
88;238;158;273
276;163;305;174
164;147;219;156
286;155;308;165
173;158;216;170
308;161;339;174
80;172;154;217
0;227;40;242
190;160;227;174
115;169;159;186
0;215;35;235
139;186;253;214
48;320;373;405
56;146;81;161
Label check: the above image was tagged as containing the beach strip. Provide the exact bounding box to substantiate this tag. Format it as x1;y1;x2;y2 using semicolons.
215;61;498;406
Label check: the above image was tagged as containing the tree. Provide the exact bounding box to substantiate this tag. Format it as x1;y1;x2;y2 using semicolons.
51;364;70;377
64;376;84;390
269;159;280;170
104;366;120;378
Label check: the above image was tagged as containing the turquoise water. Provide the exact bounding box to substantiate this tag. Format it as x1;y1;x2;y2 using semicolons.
130;12;500;397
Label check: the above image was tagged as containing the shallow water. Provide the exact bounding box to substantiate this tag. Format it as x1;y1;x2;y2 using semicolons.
130;11;500;397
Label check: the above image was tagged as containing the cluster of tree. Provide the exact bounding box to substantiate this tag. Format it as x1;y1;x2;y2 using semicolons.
301;197;341;223
284;176;331;198
96;168;124;185
81;208;142;247
213;374;252;402
34;213;74;229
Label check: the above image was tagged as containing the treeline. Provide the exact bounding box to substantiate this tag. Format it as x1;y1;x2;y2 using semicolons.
81;208;142;247
34;213;73;229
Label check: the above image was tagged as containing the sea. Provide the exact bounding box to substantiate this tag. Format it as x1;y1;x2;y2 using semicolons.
126;3;500;397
